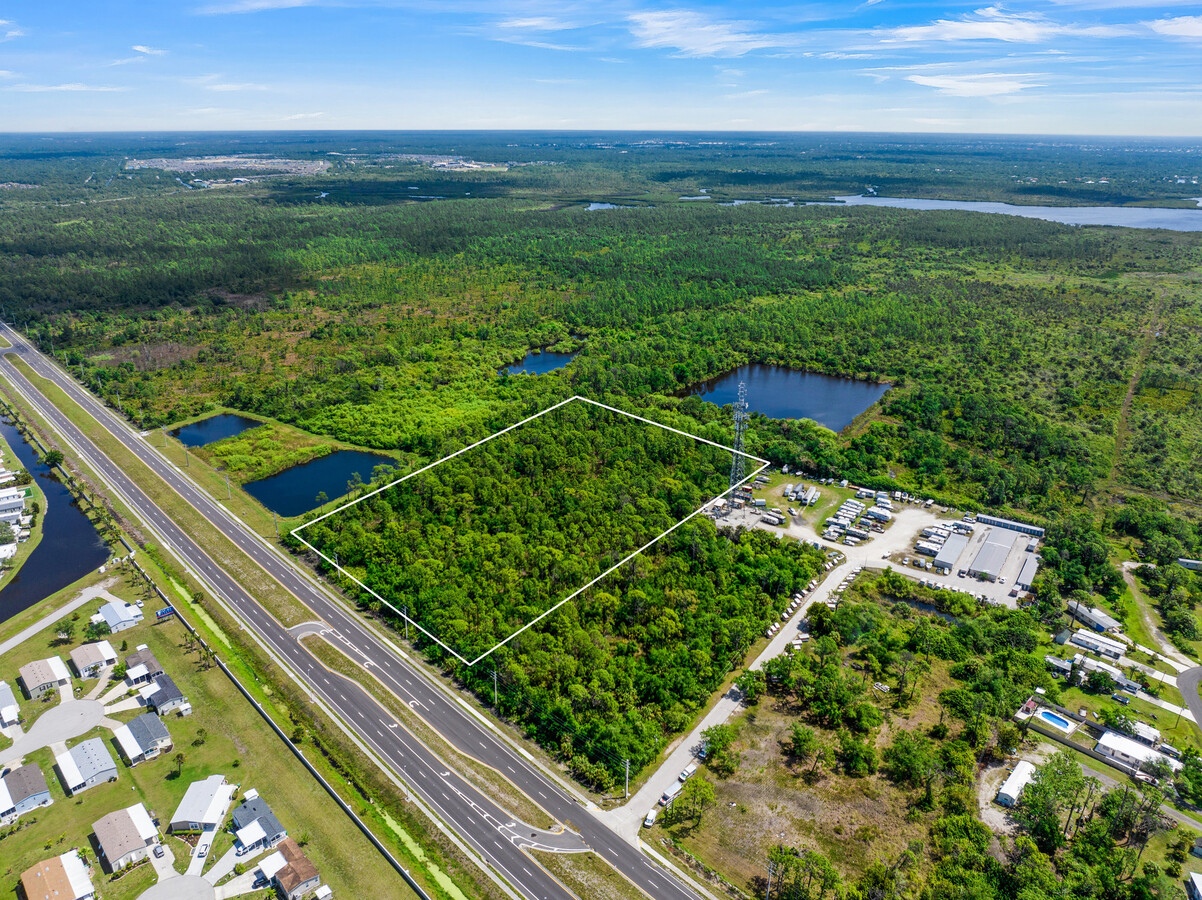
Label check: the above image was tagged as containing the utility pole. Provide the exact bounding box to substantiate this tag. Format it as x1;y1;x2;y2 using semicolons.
402;605;409;642
765;860;778;900
273;511;278;537
225;472;231;500
184;449;189;467
625;759;630;799
492;670;498;708
114;388;123;415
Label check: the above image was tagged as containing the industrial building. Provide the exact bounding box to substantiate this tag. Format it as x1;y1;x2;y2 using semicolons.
1015;556;1040;592
933;534;969;572
975;514;1045;538
968;530;1019;581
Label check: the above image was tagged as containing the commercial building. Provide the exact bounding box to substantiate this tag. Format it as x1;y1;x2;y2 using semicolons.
113;713;173;766
0;679;19;726
55;738;118;796
96;601;143;633
1070;629;1126;660
1067;600;1121;634
18;656;71;699
996;760;1036;807
69;641;118;679
976;514;1045;538
259;837;320;900
1015;556;1040;592
0;763;52;824
169;774;234;833
933;534;969;572
19;850;94;900
93;803;158;872
232;793;287;854
967;530;1018;581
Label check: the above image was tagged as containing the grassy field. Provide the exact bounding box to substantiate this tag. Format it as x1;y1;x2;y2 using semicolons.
529;850;648;900
0;572;419;900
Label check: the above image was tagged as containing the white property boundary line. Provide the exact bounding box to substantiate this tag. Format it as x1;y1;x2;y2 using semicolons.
292;396;769;667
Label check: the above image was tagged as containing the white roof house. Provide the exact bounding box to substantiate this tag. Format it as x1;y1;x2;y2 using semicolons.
169;774;234;833
996;760;1037;807
0;679;19;726
96;601;143;633
1067;600;1121;633
1070;629;1126;660
1096;731;1182;773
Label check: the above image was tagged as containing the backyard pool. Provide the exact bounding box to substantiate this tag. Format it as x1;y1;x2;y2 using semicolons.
1039;710;1075;733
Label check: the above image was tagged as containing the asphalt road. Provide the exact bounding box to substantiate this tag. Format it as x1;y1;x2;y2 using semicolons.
1176;667;1202;736
0;324;704;900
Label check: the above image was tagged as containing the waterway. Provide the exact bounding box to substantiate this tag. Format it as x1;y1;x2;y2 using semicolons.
823;195;1202;232
686;364;890;432
0;419;109;623
500;350;579;376
171;413;262;447
243;449;394;518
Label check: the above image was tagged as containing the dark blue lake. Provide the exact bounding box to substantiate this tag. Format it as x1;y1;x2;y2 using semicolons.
243;449;394;518
687;364;890;432
500;350;578;376
0;419;109;624
171;413;262;447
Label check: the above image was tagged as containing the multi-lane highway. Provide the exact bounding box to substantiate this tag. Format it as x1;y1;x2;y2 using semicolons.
0;323;705;900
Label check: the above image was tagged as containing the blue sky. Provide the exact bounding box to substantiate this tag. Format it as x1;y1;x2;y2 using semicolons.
1;1;1199;134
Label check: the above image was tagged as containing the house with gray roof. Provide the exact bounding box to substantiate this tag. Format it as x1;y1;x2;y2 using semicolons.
124;646;163;686
144;673;188;716
55;738;118;796
96;601;142;633
113;713;173;766
69;640;118;679
18;656;71;700
93;803;158;872
0;679;18;726
0;763;51;824
232;794;287;853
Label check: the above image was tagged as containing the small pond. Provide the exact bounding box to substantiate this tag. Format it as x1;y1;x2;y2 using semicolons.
0;419;109;623
500;350;579;376
243;449;395;518
171;413;262;448
586;202;633;211
686;364;889;432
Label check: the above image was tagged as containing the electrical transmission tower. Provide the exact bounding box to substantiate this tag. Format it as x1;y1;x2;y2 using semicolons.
728;381;749;493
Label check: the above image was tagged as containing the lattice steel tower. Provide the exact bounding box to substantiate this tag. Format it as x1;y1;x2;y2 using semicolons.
728;381;750;492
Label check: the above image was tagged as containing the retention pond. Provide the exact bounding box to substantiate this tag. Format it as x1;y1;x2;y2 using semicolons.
243;449;395;518
500;350;579;376
686;364;889;432
171;413;262;448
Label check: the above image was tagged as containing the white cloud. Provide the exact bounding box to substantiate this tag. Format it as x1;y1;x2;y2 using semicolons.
283;111;324;119
497;17;573;32
132;44;167;55
905;72;1046;96
198;0;315;13
878;6;1130;43
1144;15;1202;38
0;70;15;78
0;18;24;41
627;9;796;57
7;83;127;92
207;82;270;91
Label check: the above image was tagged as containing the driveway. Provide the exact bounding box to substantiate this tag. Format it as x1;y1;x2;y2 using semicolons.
148;841;177;882
186;833;218;877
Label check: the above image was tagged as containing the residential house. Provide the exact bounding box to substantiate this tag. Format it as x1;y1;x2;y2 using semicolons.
169;774;234;833
113;713;173;766
1076;655;1141;694
1069;629;1126;660
0;485;25;526
1067;600;1122;634
18;656;71;700
259;837;320;900
1095;731;1182;773
93;803;158;872
1188;871;1202;900
96;601;143;634
124;646;163;686
143;674;188;716
0;679;19;726
232;793;287;854
0;763;51;824
996;761;1037;807
19;849;94;900
55;738;118;796
69;640;118;679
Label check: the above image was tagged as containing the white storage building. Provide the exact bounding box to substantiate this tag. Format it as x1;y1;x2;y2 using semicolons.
996;760;1037;807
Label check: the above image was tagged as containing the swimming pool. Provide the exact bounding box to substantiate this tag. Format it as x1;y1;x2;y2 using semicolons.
1039;710;1074;732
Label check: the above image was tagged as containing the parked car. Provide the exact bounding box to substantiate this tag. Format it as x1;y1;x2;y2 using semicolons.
643;807;658;828
1112;694;1131;706
153;845;164;859
197;847;207;859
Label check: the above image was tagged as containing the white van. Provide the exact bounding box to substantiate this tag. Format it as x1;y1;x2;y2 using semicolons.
679;763;698;782
643;807;658;828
